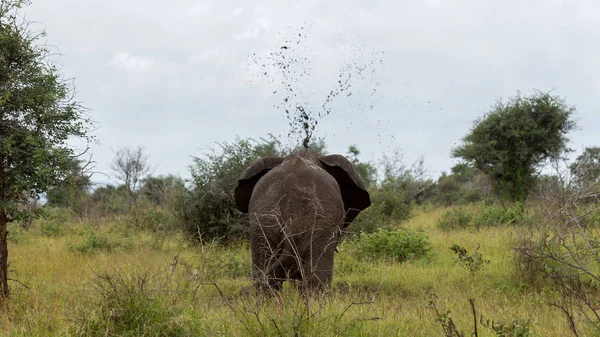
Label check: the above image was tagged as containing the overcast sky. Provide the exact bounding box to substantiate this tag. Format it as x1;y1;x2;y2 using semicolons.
26;0;600;186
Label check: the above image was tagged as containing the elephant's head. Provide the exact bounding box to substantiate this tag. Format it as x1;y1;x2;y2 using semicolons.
234;152;371;226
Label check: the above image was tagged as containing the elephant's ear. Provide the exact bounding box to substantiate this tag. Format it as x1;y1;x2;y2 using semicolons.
318;154;371;226
234;156;284;213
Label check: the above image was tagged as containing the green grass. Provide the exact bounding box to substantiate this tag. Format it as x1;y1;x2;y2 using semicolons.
0;208;582;336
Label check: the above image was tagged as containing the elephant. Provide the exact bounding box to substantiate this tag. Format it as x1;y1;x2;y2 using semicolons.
234;150;371;292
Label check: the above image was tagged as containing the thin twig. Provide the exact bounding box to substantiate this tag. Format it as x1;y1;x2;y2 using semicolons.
270;318;283;336
339;280;383;319
469;298;478;337
200;282;252;335
7;278;29;289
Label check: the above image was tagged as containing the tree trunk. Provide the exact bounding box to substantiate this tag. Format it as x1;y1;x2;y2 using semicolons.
0;212;9;300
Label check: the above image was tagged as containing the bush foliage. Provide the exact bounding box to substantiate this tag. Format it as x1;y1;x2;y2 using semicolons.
436;204;527;231
352;228;433;263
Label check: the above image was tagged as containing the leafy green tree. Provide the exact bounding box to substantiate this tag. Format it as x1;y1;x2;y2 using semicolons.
0;0;93;299
452;91;576;205
287;136;328;156
380;153;434;204
569;146;600;188
349;151;427;234
347;145;360;163
450;162;477;185
347;145;377;188
432;163;489;206
46;158;92;210
435;173;461;206
355;162;377;188
177;136;284;242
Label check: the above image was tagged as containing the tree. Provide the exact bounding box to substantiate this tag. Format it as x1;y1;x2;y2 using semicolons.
110;146;151;208
569;146;600;188
141;174;184;206
431;162;491;205
0;0;93;299
178;136;283;242
450;162;477;185
348;150;427;234
347;145;377;188
286;136;328;156
87;184;129;216
46;158;93;210
452;91;577;205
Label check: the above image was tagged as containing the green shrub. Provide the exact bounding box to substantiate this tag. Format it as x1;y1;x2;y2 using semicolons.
187;245;251;281
472;204;524;228
348;187;414;234
70;229;133;253
428;294;532;337
348;204;398;235
335;256;371;277
433;187;485;207
436;207;473;231
174;136;284;243
40;222;64;237
349;153;438;234
513;232;597;291
72;265;194;336
434;190;463;207
450;244;490;275
373;187;413;222
126;205;174;232
353;228;432;263
86;185;130;216
482;318;532;337
217;250;252;279
7;222;28;244
37;206;76;237
437;204;527;231
462;189;484;203
434;175;463;206
430;165;490;206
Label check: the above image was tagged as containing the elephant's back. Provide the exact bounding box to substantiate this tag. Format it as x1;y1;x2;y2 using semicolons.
249;160;344;222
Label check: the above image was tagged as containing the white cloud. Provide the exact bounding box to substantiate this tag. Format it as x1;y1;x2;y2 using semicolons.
167;1;214;19
422;0;445;9
232;6;245;16
234;17;272;40
111;52;154;72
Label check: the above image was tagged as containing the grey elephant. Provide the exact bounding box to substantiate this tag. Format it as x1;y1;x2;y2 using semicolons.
234;151;371;292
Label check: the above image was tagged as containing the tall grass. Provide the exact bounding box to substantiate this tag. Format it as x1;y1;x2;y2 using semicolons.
0;208;579;336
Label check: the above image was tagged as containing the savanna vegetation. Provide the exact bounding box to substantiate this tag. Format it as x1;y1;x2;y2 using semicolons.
2;1;600;336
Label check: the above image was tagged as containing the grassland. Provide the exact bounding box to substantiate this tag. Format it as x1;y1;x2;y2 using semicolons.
0;207;581;336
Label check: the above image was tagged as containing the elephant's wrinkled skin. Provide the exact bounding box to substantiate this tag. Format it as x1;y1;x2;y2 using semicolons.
234;151;371;292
